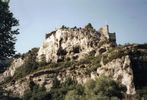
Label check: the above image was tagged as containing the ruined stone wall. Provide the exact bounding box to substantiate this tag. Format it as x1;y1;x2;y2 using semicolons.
109;32;116;45
98;25;116;43
99;25;109;39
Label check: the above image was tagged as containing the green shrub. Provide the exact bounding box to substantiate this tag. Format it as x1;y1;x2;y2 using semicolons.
0;88;21;100
48;78;83;100
78;57;91;65
64;77;126;100
21;77;126;100
103;46;131;65
23;82;47;100
0;76;12;85
0;96;21;100
13;48;39;80
84;77;127;99
61;61;75;68
78;55;101;65
38;54;48;66
65;89;83;100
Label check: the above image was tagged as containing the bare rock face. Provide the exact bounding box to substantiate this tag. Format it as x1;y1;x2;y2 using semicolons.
4;79;29;96
97;55;136;95
3;58;24;77
37;25;116;63
0;58;24;83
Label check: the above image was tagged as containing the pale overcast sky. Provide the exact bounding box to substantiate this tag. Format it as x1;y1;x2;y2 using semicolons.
10;0;147;53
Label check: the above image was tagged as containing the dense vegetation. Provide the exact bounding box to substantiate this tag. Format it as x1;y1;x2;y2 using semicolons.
13;48;39;80
0;88;21;100
65;77;126;100
22;77;126;100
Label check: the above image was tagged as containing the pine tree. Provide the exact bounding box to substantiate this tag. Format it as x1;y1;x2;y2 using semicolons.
0;0;19;60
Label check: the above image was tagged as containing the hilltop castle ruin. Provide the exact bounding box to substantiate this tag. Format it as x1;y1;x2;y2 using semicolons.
38;24;116;62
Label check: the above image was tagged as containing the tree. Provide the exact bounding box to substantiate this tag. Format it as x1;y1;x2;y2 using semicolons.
85;23;93;29
0;0;19;60
23;82;47;100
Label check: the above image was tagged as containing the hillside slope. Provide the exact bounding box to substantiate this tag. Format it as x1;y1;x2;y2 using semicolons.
0;24;147;100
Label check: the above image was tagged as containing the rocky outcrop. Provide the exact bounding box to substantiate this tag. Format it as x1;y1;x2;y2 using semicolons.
3;66;91;97
97;55;136;95
3;79;29;96
3;58;24;77
0;58;24;83
4;55;136;96
37;25;116;63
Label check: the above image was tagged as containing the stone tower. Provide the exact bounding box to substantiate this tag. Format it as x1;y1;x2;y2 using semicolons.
99;25;116;45
99;25;110;39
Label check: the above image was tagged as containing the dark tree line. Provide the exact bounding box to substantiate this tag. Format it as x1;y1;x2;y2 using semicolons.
0;0;19;60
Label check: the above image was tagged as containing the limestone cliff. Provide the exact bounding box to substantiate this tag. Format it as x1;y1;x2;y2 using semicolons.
97;56;135;94
37;24;116;63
